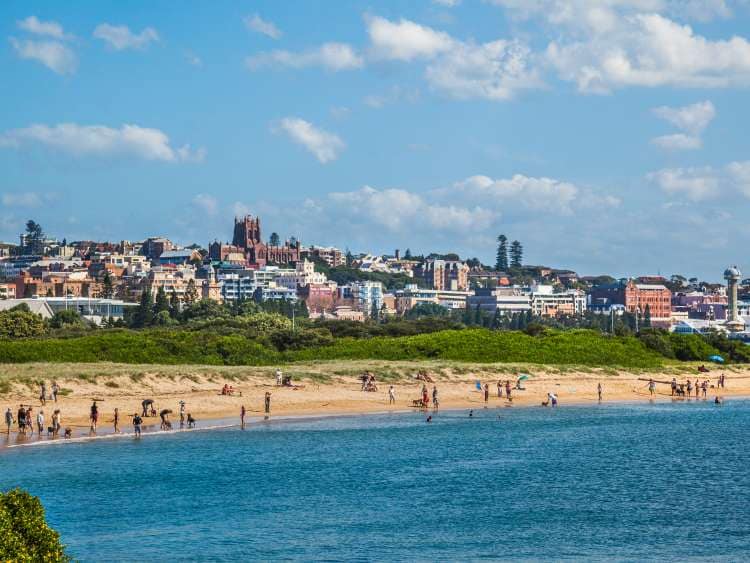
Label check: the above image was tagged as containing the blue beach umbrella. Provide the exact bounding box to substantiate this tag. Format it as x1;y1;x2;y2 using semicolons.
475;381;482;390
709;355;725;363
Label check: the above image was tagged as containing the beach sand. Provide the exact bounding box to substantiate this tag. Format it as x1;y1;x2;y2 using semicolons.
1;361;748;444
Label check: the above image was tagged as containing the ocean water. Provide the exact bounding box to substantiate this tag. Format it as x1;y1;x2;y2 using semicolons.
2;401;750;561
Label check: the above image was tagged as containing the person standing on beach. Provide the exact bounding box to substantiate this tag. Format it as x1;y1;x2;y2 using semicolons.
484;383;489;404
5;408;14;435
179;401;186;427
505;380;512;401
432;386;439;409
241;405;246;429
671;378;677;396
264;392;272;417
388;385;396;405
597;383;603;402
52;410;61;436
648;379;656;396
17;406;26;434
276;369;283;387
497;380;503;398
51;381;59;403
113;408;120;433
39;382;46;406
36;410;44;435
25;407;34;435
90;400;99;433
132;413;142;437
702;380;708;398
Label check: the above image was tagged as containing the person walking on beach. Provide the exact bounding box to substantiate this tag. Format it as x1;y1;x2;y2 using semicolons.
90;400;99;433
671;378;677;396
113;408;120;433
52;410;61;436
702;380;708;398
597;383;603;402
264;392;272;417
5;407;14;435
39;381;47;406
648;379;656;396
17;406;26;435
132;413;142;437
25;407;34;435
505;380;512;401
484;383;489;404
240;405;246;429
36;410;44;435
388;385;396;405
51;381;59;403
276;369;283;387
432;386;439;410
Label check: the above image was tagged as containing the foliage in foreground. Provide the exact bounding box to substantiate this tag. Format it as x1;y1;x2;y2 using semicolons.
0;489;68;562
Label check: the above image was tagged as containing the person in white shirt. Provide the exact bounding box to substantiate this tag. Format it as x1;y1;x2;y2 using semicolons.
388;385;396;405
37;410;45;434
275;369;282;386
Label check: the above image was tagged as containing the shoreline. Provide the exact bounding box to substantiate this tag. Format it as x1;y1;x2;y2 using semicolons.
2;361;746;451
3;390;743;451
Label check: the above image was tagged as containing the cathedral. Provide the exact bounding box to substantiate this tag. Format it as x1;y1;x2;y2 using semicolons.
209;215;300;267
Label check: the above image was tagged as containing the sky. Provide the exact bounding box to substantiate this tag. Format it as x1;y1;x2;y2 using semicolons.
2;0;750;280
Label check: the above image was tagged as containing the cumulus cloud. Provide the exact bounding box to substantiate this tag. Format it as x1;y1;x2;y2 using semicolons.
650;100;715;150
366;15;454;61
9;37;76;74
246;43;363;71
244;14;282;39
17;16;71;39
546;14;750;92
0;123;204;163
648;167;720;200
273;118;345;163
93;23;159;50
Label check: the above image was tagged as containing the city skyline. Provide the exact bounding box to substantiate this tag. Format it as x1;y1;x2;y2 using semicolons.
2;1;750;279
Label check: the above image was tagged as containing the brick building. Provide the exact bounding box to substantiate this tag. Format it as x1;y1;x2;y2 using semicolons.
590;279;672;320
415;259;470;291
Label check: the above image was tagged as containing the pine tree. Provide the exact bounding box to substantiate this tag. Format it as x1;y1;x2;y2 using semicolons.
154;287;170;315
495;235;508;271
404;248;413;260
169;289;180;318
491;309;502;330
184;279;198;305
269;232;280;246
345;248;354;267
133;290;154;328
510;240;523;268
102;271;114;299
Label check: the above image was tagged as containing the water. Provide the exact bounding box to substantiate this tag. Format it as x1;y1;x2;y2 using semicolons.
2;401;750;561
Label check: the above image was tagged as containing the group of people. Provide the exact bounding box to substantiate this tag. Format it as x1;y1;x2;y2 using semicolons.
669;377;715;398
5;405;64;437
360;372;378;392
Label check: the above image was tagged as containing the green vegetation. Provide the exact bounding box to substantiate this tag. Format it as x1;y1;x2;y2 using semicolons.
0;489;68;561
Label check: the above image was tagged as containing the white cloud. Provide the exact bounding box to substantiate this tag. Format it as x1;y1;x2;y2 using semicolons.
0;123;204;163
727;160;750;197
330;106;351;119
366;15;454;61
17;16;70;40
546;14;750;92
185;52;202;67
650;101;715;150
9;37;76;74
93;23;159;50
433;0;462;6
2;193;42;207
244;14;282;39
653;100;716;135
364;86;420;108
192;194;219;216
651;133;702;150
426;39;541;100
246;43;363;71
647;167;720;200
273;118;345;163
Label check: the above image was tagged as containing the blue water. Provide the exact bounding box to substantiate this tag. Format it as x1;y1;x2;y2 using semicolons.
2;401;750;561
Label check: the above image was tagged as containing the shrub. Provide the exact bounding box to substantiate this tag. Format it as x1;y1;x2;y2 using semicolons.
0;310;47;338
49;309;85;330
0;488;68;561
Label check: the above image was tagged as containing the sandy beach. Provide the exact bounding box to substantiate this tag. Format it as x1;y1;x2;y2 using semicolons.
1;360;748;445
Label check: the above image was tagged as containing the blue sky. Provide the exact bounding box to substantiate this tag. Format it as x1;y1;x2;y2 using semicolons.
2;1;750;280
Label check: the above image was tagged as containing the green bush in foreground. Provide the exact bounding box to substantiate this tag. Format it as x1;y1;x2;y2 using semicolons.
0;489;68;561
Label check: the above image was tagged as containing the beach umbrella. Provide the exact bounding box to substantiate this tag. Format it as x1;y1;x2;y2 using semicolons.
475;381;482;390
709;355;725;363
517;374;531;381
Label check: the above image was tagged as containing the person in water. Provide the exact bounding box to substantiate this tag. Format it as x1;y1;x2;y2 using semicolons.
240;405;246;429
468;409;474;417
426;415;432;423
113;408;120;433
90;401;99;433
132;413;142;437
4;408;13;435
187;413;196;428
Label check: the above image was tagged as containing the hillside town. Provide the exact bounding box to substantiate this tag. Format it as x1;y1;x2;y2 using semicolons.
0;215;748;338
